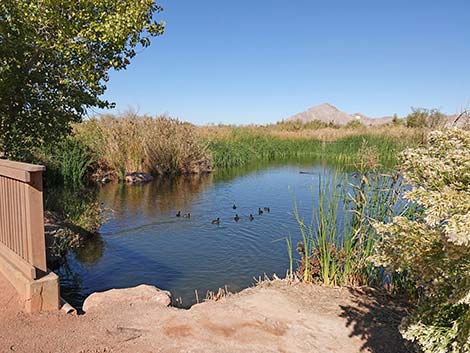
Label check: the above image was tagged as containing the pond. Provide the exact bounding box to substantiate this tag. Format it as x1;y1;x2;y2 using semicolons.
55;161;357;309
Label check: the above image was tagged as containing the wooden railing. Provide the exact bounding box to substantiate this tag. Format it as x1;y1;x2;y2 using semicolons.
0;159;47;280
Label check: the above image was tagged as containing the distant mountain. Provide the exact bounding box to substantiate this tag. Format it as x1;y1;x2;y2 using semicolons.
286;103;468;127
287;103;356;125
287;103;396;126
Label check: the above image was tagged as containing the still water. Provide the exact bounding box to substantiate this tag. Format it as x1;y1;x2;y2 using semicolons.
57;161;346;308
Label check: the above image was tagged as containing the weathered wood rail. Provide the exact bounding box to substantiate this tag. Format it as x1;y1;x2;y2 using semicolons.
0;159;59;312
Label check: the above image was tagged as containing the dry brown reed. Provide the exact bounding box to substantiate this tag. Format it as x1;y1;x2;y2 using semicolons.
197;124;425;143
73;113;212;179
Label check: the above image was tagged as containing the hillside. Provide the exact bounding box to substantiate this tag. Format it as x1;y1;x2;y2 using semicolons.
286;103;468;127
287;103;394;126
287;103;356;125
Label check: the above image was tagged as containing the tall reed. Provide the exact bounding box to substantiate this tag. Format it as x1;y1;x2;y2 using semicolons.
207;130;410;170
73;113;212;179
57;138;93;186
290;153;409;287
34;137;93;186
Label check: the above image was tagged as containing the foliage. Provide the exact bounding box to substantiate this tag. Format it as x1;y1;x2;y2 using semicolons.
74;113;212;179
392;113;404;126
0;0;164;159
56;138;93;186
291;145;409;287
45;186;104;235
275;119;331;131
33;137;93;186
406;108;447;129
207;129;410;169
373;129;470;352
345;120;365;129
44;186;105;264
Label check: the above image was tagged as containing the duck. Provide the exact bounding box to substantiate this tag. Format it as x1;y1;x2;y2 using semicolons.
232;203;237;210
234;214;240;222
176;211;181;217
211;218;220;225
183;213;191;219
258;208;263;215
263;207;270;213
249;214;254;221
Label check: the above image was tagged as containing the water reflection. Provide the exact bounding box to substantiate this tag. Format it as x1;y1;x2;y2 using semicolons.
98;173;214;217
44;186;102;235
56;161;369;309
73;236;105;265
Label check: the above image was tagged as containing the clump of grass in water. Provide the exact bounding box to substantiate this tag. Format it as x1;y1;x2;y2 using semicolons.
207;130;408;170
289;145;411;288
293;173;349;286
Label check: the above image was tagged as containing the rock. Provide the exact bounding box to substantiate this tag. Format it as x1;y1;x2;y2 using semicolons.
125;172;154;185
83;285;171;313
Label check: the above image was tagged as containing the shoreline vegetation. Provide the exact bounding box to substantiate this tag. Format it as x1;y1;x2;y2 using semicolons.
14;109;470;353
36;111;430;187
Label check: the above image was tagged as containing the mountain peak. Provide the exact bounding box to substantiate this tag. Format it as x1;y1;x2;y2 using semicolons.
310;102;339;111
288;103;354;125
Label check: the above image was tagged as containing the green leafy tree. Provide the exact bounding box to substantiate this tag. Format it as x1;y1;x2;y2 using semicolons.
0;0;164;159
373;129;470;352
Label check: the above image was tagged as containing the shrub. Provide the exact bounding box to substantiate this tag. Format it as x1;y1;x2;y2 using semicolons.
33;137;93;186
406;108;447;129
406;108;428;128
392;114;404;126
56;138;93;186
74;113;212;179
345;120;365;129
373;129;470;352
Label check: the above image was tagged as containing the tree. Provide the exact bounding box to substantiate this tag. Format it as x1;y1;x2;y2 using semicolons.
373;129;470;352
0;0;164;159
392;113;403;126
405;107;447;129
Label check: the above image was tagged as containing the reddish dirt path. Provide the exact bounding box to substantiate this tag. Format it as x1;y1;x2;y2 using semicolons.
0;273;413;353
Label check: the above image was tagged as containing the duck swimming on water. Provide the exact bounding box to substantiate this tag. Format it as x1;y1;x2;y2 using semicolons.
211;218;220;224
176;211;181;217
232;203;237;210
263;207;270;213
234;214;240;222
258;208;263;215
249;214;254;221
183;213;191;218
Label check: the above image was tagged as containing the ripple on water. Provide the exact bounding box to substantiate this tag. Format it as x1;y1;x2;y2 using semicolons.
59;163;341;309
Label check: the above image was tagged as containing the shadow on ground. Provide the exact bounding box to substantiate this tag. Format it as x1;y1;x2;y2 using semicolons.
339;287;416;353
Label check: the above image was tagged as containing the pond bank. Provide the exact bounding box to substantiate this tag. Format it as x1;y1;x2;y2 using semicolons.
0;274;412;353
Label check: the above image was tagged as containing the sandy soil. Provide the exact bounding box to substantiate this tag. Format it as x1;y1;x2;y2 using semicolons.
0;273;413;353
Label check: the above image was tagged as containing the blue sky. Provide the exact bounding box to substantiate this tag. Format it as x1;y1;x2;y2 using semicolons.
100;0;470;125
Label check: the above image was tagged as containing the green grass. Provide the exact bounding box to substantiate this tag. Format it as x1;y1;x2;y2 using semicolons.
208;133;412;170
290;168;412;288
57;138;93;186
35;137;94;187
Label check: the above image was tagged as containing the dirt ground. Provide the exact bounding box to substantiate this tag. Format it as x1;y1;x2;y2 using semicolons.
0;273;414;353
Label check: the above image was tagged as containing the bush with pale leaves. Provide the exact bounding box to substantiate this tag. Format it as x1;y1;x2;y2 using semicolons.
373;129;470;352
